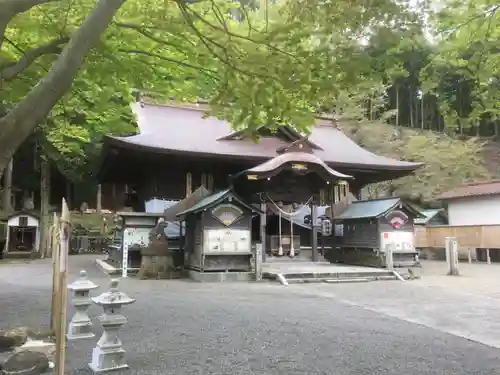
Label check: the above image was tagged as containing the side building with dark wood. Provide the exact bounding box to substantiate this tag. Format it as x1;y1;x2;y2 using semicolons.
325;197;423;267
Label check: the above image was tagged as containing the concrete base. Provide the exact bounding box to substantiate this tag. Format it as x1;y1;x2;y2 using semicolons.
262;261;398;284
88;346;128;374
187;269;253;282
67;321;95;340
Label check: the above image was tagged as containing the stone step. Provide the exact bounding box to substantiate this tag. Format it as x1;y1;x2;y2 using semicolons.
284;275;398;284
264;270;395;280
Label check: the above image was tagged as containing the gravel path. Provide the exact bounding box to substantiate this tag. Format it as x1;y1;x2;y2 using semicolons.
1;256;500;375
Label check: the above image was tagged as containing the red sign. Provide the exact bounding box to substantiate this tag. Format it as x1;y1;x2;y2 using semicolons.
385;210;409;229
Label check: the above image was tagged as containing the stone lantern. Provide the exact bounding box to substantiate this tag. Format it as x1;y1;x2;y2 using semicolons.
88;279;136;374
67;270;99;340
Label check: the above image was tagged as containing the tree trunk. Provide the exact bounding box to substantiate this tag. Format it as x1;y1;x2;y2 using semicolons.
96;184;102;214
39;157;50;258
421;97;424;129
409;90;413;127
0;0;127;174
2;158;13;211
65;180;72;209
395;85;400;126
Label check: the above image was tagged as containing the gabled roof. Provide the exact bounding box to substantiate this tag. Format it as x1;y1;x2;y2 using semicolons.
105;102;421;172
6;210;40;221
440;180;500;200
334;197;422;221
164;186;210;221
176;189;261;218
414;209;447;225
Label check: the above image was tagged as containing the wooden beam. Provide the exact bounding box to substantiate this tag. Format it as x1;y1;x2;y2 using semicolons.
185;172;192;197
55;199;70;375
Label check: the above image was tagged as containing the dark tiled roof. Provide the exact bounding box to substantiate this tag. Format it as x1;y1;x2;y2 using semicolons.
414;209;446;225
163;186;210;221
175;189;261;218
105;103;421;172
334;197;423;221
441;180;500;200
335;198;401;220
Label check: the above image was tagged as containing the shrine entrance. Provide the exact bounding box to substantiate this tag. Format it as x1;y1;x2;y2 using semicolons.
232;139;351;262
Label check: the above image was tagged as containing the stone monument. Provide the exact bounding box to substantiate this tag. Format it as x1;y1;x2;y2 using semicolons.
88;279;135;374
67;270;99;340
137;218;181;280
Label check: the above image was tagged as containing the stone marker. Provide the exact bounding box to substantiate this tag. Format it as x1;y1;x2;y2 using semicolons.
1;350;49;375
67;270;99;340
89;279;136;373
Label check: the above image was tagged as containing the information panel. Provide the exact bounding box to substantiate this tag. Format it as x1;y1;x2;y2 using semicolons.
204;229;251;254
380;231;415;253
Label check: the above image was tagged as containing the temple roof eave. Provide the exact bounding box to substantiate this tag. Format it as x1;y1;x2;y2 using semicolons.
103;135;423;173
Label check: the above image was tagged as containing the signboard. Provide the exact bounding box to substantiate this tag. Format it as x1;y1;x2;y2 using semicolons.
204;228;251;254
385;210;409;229
321;218;332;236
380;231;414;253
123;227;150;248
212;204;244;227
292;163;308;171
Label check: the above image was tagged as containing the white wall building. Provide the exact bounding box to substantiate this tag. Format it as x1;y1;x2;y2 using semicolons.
441;180;500;226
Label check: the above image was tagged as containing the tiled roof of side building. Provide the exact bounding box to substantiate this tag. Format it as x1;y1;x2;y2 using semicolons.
440;180;500;200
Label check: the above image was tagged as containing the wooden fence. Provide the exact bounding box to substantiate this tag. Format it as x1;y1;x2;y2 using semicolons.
415;225;500;249
71;235;110;254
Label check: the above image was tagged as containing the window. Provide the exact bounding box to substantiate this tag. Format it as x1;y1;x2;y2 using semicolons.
19;216;28;227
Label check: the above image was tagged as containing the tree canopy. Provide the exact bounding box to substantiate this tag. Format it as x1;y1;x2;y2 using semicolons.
0;0;499;204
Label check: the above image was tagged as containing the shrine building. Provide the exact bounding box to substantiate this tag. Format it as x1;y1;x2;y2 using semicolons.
97;100;421;267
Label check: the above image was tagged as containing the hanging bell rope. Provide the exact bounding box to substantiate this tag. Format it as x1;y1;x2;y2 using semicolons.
266;194;313;217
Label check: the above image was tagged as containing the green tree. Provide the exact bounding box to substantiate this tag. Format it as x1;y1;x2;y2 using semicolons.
1;0;432;183
421;0;500;135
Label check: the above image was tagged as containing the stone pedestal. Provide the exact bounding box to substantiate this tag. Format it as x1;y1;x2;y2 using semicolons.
89;279;135;374
137;242;180;280
67;270;99;340
137;220;182;280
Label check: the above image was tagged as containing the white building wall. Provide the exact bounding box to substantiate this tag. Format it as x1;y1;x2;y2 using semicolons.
7;215;39;228
447;195;500;226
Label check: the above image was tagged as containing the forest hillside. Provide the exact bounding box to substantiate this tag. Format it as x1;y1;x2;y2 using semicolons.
342;121;495;205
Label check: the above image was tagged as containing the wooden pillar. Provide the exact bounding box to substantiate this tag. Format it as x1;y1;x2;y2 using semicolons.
311;204;318;262
40;157;51;258
96;184;102;213
186;172;192;197
260;202;267;263
207;174;214;192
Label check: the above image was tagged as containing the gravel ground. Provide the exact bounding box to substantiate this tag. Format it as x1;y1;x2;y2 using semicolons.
1;256;500;375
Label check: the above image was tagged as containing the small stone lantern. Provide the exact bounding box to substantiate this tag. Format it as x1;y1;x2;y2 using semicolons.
67;270;99;340
88;279;136;374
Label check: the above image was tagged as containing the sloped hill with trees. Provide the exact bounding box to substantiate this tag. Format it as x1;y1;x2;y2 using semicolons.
340;121;492;205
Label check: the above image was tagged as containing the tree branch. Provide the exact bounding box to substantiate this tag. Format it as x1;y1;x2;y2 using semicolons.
0;0;126;173
115;22;194;53
1;37;69;81
181;0;299;61
0;0;58;14
0;0;60;48
119;48;219;79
